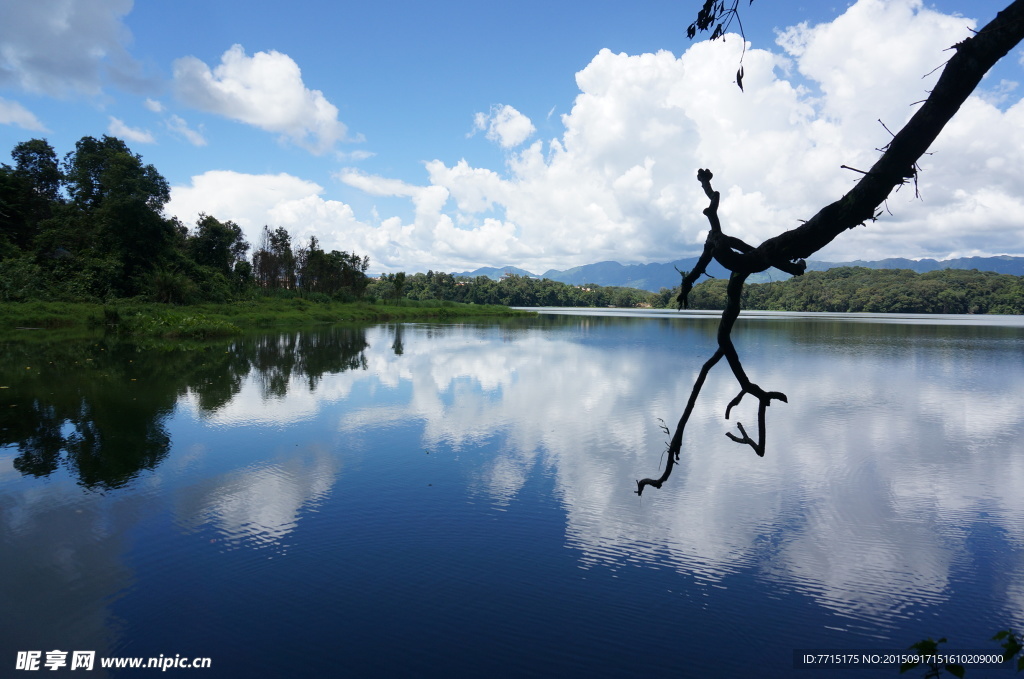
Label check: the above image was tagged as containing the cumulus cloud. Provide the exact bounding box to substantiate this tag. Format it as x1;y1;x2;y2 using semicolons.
0;97;47;131
172;44;348;154
168;170;393;266
171;0;1024;273
0;0;148;97
167;168;537;273
108;116;154;144
167;170;326;232
355;0;1020;271
471;104;536;148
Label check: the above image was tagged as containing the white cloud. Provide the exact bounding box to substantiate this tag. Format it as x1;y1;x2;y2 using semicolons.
471;104;536;148
107;116;154;144
167;0;1024;273
0;0;147;97
144;98;164;113
168;170;326;232
344;0;1021;271
165;114;206;146
172;44;348;154
167;168;539;273
0;97;47;131
168;170;389;266
336;149;376;162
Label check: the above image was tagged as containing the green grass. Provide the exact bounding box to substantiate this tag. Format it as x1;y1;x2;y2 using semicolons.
0;298;533;339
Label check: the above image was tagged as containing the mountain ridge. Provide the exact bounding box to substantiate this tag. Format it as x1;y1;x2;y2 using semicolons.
450;256;1024;293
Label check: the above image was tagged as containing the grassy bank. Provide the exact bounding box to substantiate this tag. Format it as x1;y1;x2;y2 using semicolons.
0;298;534;339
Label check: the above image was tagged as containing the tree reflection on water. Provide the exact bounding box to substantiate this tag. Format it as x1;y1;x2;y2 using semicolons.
0;326;369;489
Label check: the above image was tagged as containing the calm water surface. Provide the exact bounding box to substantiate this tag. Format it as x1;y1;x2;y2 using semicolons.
2;311;1023;677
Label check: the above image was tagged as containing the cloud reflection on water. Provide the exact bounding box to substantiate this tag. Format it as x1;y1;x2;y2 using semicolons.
2;315;1022;660
326;318;1024;633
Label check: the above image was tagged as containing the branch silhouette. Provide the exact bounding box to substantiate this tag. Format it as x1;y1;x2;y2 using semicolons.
637;0;1024;495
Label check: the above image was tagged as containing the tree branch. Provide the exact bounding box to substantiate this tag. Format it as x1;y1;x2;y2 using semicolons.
640;0;1024;496
639;174;786;495
755;0;1024;265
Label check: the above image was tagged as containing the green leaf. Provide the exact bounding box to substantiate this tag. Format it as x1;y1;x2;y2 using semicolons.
1016;655;1024;672
899;661;919;673
993;630;1010;641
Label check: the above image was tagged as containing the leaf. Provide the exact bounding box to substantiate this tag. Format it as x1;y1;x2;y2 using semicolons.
737;65;745;92
993;630;1010;641
899;661;919;673
944;663;965;678
1016;655;1024;672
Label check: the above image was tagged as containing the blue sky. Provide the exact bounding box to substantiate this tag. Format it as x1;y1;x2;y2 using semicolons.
1;0;1022;273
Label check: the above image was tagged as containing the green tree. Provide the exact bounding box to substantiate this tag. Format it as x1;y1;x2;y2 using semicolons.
385;271;407;300
189;214;250;275
1;139;62;256
253;225;296;289
12;139;63;203
54;135;173;292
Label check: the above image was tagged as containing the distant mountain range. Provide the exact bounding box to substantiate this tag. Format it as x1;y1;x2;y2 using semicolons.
451;255;1024;293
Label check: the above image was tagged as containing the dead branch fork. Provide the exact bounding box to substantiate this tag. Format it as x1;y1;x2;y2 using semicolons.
635;170;795;496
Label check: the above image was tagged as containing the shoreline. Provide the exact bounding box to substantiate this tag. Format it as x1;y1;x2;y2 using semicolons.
0;299;535;339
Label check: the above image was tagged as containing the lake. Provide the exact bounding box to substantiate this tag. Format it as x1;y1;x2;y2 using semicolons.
2;309;1023;677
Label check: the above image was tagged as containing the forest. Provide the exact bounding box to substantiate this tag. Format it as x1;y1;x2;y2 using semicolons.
0;136;370;305
369;267;1024;314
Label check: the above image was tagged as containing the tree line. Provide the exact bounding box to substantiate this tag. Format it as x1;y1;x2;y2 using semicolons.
0;136;369;304
366;268;1024;314
366;270;658;308
685;266;1024;315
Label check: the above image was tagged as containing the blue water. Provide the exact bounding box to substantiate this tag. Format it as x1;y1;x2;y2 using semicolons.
2;312;1023;677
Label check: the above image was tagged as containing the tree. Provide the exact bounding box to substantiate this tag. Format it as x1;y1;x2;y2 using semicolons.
252;225;296;289
636;0;1024;494
386;271;406;300
53;135;173;292
0;139;62;255
12;139;62;203
189;213;249;275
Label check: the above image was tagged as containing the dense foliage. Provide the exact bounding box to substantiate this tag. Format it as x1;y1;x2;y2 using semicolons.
0;136;370;304
366;270;660;308
366;268;1024;314
685;267;1024;314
